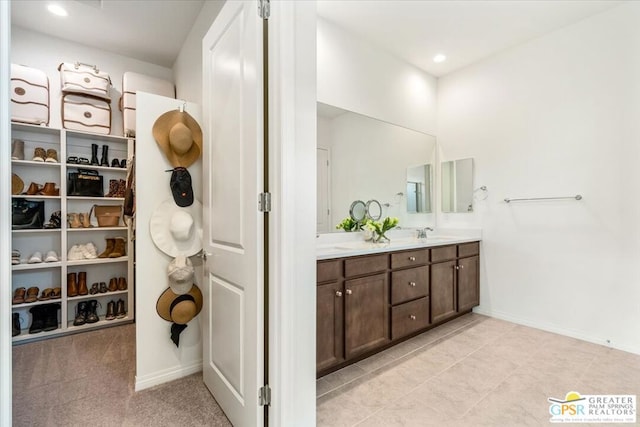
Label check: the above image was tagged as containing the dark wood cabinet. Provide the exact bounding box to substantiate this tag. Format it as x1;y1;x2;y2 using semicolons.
316;281;345;371
458;255;479;312
345;273;389;358
430;259;457;323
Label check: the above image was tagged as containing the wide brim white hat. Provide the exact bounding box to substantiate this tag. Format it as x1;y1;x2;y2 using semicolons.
150;198;203;257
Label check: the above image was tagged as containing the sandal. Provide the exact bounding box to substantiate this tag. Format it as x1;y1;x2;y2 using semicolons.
67;156;79;164
25;286;39;303
78;157;90;165
51;287;61;299
38;288;53;301
12;287;26;305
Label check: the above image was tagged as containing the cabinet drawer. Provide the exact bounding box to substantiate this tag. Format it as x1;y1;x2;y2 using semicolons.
391;266;428;305
431;245;457;263
458;242;479;258
391;249;429;269
392;297;430;340
317;260;341;283
345;254;388;278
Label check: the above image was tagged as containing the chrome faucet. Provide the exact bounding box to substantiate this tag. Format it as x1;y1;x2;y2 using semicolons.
416;227;434;239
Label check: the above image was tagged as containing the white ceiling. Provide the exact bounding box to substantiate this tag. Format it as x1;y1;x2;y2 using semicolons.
317;0;624;77
11;0;205;68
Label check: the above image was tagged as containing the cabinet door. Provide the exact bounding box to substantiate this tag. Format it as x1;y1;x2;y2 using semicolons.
431;261;457;323
458;255;479;312
316;282;344;372
345;273;389;358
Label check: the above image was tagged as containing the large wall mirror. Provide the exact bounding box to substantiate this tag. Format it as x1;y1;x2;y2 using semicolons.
441;158;474;213
317;102;436;233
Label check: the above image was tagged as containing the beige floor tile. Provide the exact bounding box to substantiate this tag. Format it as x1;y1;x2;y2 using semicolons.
322;363;368;390
355;397;454;427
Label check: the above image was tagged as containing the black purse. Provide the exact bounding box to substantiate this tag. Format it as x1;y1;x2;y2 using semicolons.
12;199;45;229
67;169;104;197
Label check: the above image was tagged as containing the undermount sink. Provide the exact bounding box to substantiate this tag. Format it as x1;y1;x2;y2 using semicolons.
330;236;457;251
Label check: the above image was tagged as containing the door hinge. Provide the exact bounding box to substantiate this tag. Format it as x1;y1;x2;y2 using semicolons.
259;384;271;406
259;192;272;212
258;0;270;19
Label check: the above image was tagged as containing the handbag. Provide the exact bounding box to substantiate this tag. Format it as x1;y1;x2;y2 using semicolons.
89;204;122;227
12;199;45;229
68;169;104;197
58;62;112;100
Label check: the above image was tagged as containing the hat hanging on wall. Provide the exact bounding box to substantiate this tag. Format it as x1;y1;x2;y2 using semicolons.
167;255;194;295
156;284;203;347
152;110;202;168
149;198;203;257
169;167;194;207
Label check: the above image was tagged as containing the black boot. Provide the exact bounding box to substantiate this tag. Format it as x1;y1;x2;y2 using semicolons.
73;301;88;326
116;299;126;319
100;145;109;167
86;300;99;324
12;313;20;337
29;306;45;334
43;303;60;332
90;143;99;165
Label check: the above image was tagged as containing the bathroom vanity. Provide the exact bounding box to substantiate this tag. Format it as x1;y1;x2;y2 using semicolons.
316;237;480;376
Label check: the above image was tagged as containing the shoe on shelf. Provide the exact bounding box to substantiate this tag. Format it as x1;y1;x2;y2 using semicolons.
44;251;59;263
38;288;53;301
89;283;99;295
117;277;128;291
28;306;45;334
98;238;115;258
108;278;118;292
78;157;90;165
67;273;78;297
90;143;99;166
99;282;108;293
111;158;120;168
67;245;84;261
116;299;126;319
108;237;127;258
45;149;58;163
105;179;119;197
12;313;21;337
86;300;99;324
100;145;109;167
42;304;60;332
78;271;88;296
38;182;59;196
120;159;127;169
73;301;87;326
27;252;42;264
25;287;39;303
12;249;21;265
67;156;79;164
32;147;46;162
24;182;42;195
43;211;62;229
12;287;26;305
11;139;25;160
68;213;82;228
105;301;116;321
79;213;91;228
116;179;127;198
82;243;98;259
51;287;61;299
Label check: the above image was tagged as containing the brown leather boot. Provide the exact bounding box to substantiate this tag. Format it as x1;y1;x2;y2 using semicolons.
105;301;116;321
108;278;118;292
108;237;126;258
115;299;126;319
117;277;128;291
78;272;88;295
98;238;115;258
67;213;81;228
25;182;41;195
39;182;59;196
67;273;78;297
105;179;119;197
79;213;91;228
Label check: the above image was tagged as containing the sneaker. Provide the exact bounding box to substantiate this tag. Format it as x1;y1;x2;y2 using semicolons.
44;251;59;262
27;252;43;264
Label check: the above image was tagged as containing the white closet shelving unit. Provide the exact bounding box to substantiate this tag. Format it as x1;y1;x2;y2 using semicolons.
11;122;134;343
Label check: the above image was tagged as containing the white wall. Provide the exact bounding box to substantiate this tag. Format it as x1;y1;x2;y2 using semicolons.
11;27;173;136
317;18;437;135
319;110;436;229
437;2;640;354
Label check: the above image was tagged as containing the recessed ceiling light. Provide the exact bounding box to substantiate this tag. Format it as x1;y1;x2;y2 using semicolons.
433;54;447;63
47;4;68;17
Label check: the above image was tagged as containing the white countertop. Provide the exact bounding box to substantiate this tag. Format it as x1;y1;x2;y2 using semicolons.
317;228;482;260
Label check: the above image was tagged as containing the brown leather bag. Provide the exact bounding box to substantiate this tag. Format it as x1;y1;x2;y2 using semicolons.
89;204;122;227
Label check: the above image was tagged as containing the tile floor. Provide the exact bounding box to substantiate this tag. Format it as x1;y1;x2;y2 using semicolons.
317;313;640;426
12;323;231;427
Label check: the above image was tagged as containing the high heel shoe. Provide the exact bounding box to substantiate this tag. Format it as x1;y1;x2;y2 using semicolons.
68;213;82;228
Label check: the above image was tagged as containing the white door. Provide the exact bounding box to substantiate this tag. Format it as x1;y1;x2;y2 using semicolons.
202;1;265;426
317;148;330;233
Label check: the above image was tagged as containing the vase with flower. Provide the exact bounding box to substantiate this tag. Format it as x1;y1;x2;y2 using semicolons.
364;217;399;244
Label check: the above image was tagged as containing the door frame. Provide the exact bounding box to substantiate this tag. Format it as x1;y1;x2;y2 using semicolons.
1;1;12;425
267;1;317;425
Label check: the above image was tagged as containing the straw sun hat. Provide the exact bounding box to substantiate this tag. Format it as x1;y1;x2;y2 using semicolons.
152;110;202;168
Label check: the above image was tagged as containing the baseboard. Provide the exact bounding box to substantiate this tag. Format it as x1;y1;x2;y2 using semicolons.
134;360;203;391
473;307;640;356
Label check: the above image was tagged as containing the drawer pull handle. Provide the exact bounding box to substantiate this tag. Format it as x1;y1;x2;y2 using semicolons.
345;289;353;295
409;315;416;320
459;265;464;269
408;256;416;261
454;265;459;270
335;291;342;297
409;281;416;287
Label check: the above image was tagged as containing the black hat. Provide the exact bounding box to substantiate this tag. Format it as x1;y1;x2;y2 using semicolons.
169;167;194;207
